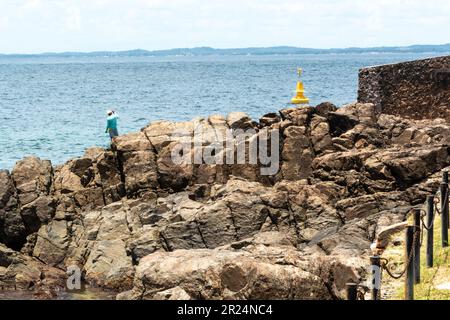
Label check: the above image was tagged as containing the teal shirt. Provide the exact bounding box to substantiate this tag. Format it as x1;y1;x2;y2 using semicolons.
106;114;118;131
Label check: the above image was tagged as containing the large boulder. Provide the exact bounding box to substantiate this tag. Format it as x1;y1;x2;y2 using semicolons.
11;157;53;206
20;196;56;233
120;243;358;300
0;171;25;249
364;145;450;186
127;226;165;263
310;115;333;154
65;202;136;291
53;158;93;194
33;220;69;267
142;120;194;153
84;239;134;291
157;141;194;191
336;102;379;126
3;101;450;300
226;112;254;130
279;107;315;127
95;151;126;204
259;113;281;127
276;180;345;242
315;102;337;117
281;126;313;180
1;243;66;292
114;132;158;196
53;155;107;212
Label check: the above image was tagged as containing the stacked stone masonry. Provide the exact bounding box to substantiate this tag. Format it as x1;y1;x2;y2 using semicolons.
358;55;450;121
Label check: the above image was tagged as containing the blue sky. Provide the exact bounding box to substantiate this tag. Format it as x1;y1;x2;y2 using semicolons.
0;0;449;54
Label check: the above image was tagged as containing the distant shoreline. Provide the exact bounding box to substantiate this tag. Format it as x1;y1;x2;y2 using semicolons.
1;43;450;58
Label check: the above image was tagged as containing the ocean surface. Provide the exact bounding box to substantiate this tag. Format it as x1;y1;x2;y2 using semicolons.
0;52;448;170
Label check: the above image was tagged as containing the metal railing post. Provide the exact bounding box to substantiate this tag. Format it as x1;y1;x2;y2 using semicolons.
441;182;449;247
413;209;421;284
444;171;449;229
370;256;381;300
405;226;414;300
346;283;358;300
426;195;434;268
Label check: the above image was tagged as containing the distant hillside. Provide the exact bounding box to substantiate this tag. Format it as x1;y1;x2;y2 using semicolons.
1;44;450;58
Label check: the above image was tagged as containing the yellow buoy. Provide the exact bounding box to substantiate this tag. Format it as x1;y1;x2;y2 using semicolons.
291;68;310;105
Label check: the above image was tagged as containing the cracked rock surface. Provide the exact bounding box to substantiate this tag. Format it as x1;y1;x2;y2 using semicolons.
1;102;450;299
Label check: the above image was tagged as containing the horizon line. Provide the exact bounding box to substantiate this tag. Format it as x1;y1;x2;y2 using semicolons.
1;42;450;56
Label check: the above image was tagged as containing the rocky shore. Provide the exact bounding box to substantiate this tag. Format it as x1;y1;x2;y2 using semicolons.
1;101;450;300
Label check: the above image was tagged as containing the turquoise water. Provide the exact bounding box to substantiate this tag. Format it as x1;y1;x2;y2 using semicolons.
0;52;447;170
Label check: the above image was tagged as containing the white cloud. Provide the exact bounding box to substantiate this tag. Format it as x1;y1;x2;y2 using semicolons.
65;6;82;31
0;0;448;53
0;16;10;31
22;0;42;10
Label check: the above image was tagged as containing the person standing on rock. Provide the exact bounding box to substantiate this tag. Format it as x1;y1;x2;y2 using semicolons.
105;110;119;140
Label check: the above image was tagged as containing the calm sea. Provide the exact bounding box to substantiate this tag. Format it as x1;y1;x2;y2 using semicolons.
0;52;447;170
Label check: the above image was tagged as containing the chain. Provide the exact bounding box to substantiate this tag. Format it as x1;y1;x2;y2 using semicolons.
435;201;441;215
373;180;449;292
420;222;424;246
418;209;426;246
357;290;365;300
434;187;449;215
381;229;419;280
421;209;435;231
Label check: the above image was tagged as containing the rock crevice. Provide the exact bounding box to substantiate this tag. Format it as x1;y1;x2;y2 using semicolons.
1;101;450;299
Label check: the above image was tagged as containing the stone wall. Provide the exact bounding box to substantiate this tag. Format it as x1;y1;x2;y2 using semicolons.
358;55;450;121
